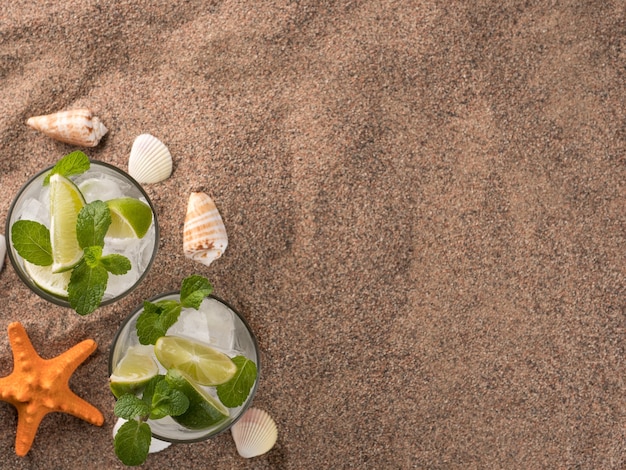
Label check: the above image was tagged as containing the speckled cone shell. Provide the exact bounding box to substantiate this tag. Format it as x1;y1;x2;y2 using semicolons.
0;234;5;271
183;192;228;266
128;133;173;184
26;108;108;147
231;408;278;458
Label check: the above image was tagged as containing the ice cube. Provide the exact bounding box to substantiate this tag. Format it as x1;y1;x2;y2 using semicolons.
201;298;235;352
20;197;49;225
104;263;140;298
78;177;125;203
167;307;210;343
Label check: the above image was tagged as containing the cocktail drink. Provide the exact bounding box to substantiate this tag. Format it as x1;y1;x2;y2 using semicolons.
6;153;158;314
108;286;260;450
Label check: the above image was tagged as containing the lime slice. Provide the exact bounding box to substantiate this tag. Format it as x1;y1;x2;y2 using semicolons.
154;336;237;386
166;368;229;429
106;198;153;239
23;260;71;299
49;174;85;273
110;345;159;398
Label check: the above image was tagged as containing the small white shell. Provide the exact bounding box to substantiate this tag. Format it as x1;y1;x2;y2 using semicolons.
26;108;108;147
0;234;5;271
128;134;172;184
231;408;277;458
183;192;228;267
112;418;171;453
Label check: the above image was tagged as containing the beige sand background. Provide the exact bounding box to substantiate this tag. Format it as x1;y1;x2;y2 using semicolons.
0;1;625;468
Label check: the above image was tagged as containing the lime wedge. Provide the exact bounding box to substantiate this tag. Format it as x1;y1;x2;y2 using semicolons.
166;368;229;429
106;198;153;239
110;345;159;398
154;336;237;386
49;174;85;273
23;260;71;299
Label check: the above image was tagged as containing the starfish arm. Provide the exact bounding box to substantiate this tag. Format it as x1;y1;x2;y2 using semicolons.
14;405;49;457
57;390;104;426
53;339;98;377
7;323;42;367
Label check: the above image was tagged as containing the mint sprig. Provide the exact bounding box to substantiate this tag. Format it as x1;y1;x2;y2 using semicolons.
68;201;131;315
147;377;190;420
113;377;189;466
136;300;181;345
180;274;214;308
216;355;258;407
136;275;214;345
114;420;151;467
76;200;110;248
43;150;90;186
10;220;53;266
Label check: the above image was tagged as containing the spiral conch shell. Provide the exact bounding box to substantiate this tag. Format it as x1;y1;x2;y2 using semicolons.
128;133;173;184
183;192;228;267
231;408;278;458
26;108;108;147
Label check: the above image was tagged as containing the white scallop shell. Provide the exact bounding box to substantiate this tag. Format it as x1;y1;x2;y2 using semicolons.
128;134;172;184
231;408;277;458
112;418;171;453
0;234;5;271
26;108;108;147
183;192;228;267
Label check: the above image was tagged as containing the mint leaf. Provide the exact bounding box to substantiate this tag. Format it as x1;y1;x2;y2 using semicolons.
114;420;151;467
180;275;213;309
114;394;151;420
136;300;182;345
140;375;164;408
83;245;102;268
43;151;90;186
216;356;258;407
149;378;189;420
101;254;131;275
76;200;111;249
10;220;52;266
68;262;108;315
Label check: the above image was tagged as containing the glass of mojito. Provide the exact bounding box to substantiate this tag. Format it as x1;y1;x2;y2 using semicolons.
108;287;260;447
5;153;158;314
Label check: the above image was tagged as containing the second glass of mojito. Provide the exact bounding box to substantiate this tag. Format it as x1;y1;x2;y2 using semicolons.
109;291;260;443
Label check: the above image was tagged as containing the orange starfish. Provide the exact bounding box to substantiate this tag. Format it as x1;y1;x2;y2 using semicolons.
0;322;104;456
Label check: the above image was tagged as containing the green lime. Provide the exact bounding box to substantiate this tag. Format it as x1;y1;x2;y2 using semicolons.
166;368;229;429
23;260;71;299
49;173;85;273
106;198;153;239
154;336;237;386
109;345;159;398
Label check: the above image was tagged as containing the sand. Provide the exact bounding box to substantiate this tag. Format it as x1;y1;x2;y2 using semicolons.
0;1;624;468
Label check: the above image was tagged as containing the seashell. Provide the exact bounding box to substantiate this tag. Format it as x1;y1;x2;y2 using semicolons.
112;418;171;453
26;108;108;147
183;192;228;267
0;234;5;271
231;408;278;458
128;133;173;184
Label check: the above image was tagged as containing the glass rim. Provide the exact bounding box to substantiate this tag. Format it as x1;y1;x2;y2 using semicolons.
108;291;261;443
5;159;160;308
